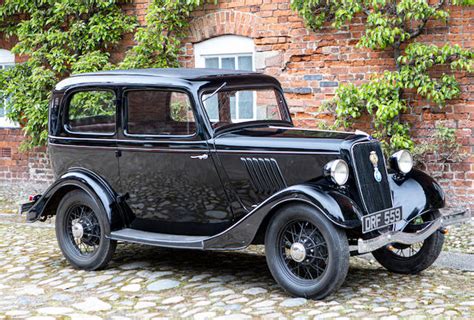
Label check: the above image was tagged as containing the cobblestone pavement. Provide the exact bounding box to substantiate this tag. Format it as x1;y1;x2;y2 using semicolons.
1;183;474;319
0;216;473;320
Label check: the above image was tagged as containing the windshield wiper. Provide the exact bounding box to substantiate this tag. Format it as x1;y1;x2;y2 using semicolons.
202;82;227;102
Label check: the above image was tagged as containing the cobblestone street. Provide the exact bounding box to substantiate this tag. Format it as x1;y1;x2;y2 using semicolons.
0;184;473;319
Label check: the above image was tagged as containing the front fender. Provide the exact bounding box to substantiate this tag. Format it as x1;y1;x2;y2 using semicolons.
389;168;445;230
26;168;132;232
203;184;363;250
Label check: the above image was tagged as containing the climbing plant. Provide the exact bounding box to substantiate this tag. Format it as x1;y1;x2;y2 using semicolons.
0;0;136;148
291;0;473;154
120;0;213;69
0;0;212;149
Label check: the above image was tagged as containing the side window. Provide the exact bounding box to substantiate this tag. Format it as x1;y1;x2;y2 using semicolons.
126;90;196;136
67;90;116;134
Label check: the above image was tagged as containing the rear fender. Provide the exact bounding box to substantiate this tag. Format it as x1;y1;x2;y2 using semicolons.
203;184;363;250
389;168;445;230
26;168;132;232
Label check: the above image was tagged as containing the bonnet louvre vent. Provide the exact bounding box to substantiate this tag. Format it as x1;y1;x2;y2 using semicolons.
241;157;287;194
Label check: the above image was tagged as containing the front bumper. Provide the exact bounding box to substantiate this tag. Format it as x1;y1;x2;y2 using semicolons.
357;208;471;254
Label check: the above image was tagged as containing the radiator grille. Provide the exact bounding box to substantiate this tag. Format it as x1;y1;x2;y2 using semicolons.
352;141;393;213
241;157;287;194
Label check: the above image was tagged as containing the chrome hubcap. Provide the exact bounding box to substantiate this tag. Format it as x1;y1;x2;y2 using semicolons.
71;219;84;243
280;220;328;280
289;242;306;262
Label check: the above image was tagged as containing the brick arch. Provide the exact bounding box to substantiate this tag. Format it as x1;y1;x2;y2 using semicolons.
188;10;260;43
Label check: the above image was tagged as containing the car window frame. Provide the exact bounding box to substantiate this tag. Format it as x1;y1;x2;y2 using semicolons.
63;87;118;137
198;83;292;133
122;87;199;139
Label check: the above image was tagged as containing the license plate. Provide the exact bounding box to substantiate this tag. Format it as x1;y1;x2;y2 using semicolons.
362;206;403;234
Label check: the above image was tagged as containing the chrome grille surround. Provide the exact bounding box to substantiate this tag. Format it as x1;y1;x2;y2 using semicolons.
350;140;394;214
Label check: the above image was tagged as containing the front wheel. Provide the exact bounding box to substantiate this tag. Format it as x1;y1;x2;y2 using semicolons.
372;211;444;274
55;189;116;270
265;204;349;299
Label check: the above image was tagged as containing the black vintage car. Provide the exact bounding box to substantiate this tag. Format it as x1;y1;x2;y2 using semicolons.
22;68;469;299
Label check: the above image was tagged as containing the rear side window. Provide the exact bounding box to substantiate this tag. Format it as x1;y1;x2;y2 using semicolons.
126;90;196;136
67;90;116;134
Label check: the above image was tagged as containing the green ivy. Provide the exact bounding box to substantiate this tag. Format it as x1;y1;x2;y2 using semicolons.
120;0;213;69
292;0;474;155
0;0;136;149
0;0;212;149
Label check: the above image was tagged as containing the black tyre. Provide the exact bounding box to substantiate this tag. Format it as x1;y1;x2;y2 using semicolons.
55;189;116;270
265;204;350;299
372;211;444;274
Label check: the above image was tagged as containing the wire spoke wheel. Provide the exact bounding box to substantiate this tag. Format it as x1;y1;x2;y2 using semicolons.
56;190;116;270
391;241;424;257
372;211;445;274
278;220;329;280
64;204;101;257
390;216;427;258
265;204;349;299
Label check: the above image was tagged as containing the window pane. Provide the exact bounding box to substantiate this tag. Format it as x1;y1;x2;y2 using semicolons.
68;91;115;134
203;95;219;121
230;94;236;119
205;57;219;69
202;88;286;128
238;91;254;119
127;90;195;136
222;57;235;70
238;56;253;71
169;92;196;135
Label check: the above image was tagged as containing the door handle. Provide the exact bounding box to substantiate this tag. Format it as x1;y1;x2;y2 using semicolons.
190;154;209;160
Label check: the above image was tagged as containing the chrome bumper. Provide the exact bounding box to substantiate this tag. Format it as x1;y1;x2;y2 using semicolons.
357;208;471;254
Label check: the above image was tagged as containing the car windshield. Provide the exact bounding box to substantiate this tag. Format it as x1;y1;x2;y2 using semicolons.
201;87;290;129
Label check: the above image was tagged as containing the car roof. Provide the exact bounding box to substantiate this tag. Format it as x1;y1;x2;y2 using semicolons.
74;68;261;79
55;68;280;91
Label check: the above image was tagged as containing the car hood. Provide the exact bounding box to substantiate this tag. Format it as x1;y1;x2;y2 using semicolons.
213;125;371;153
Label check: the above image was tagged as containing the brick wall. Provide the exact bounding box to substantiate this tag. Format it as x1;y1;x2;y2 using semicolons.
1;0;473;211
0;128;53;183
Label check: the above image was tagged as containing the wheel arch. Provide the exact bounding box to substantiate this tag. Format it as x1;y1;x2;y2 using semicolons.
252;199;305;245
26;168;132;232
389;168;446;231
204;184;362;249
39;184;81;220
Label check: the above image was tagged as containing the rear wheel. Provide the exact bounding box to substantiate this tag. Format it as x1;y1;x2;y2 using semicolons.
55;189;116;270
372;211;444;274
265;204;349;299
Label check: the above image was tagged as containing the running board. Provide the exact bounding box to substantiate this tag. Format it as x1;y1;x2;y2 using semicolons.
109;228;207;249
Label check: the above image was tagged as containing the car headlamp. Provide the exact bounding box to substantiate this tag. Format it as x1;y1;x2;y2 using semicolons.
324;159;349;186
390;150;413;174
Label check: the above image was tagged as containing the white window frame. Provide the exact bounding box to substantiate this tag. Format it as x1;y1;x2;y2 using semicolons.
194;35;257;122
0;49;17;128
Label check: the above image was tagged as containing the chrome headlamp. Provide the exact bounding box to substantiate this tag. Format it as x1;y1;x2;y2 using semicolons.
324;159;349;186
390;150;413;174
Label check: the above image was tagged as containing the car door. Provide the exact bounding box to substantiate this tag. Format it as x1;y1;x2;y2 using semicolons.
117;88;233;236
49;87;120;190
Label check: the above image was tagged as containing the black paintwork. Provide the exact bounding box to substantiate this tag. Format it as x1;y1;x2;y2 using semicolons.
26;68;446;249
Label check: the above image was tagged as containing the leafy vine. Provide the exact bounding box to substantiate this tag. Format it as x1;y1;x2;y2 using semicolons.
291;0;473;154
0;0;212;149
